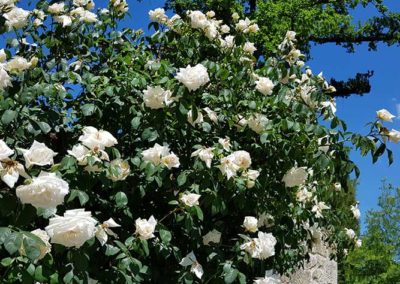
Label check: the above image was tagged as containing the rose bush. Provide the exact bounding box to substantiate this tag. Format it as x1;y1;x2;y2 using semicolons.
0;1;397;283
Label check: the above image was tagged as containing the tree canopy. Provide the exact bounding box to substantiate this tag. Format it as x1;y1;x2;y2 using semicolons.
343;182;400;283
163;0;400;97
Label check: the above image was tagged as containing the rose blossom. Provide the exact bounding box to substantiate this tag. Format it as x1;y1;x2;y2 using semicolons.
175;64;210;92
16;171;69;209
135;215;157;240
180;193;201;207
19;140;57;168
45;209;98;248
243;216;258;232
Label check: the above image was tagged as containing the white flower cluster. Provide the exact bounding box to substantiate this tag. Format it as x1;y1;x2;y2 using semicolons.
218;149;258;182
68;127;130;180
0;51;37;91
46;1;97;27
142;143;180;169
142;86;174;109
376;109;400;143
241;232;277;260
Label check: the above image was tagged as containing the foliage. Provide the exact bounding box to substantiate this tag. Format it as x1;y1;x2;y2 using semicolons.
163;0;400;97
0;1;396;283
343;182;400;283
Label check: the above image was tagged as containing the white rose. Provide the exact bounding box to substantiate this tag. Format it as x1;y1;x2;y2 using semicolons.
206;10;215;18
248;113;269;134
243;42;257;54
248;24;259;33
16;171;69;209
0;65;12;90
0;139;14;161
220;35;235;49
191;147;214;168
258;213;274;228
218;137;231;151
188;10;208;29
241;232;276;260
281;166;308;187
334;182;341;191
180;193;201;207
135;215;157;240
232;150;252;170
68;144;90;165
143;86;173;109
45;209;98;248
149;8;168;23
311;200;330;218
54;15;72;27
95;218;120;246
220;24;230;34
187;109;204;126
107;159;130;181
161;152;180;169
202;229;221;245
47;2;65;14
4;7;29;30
243;216;258;232
175;64;210;92
142;143;170;166
71;8;98;23
78;126;118;150
203;107;218;123
388;129;400;143
345;228;356;239
19;140;57;168
19;229;51;260
218;155;240;180
296;187;312;203
236;18;251;31
242;169;260;188
350;204;361;219
204;21;218;40
179;251;204;279
376;109;395;122
73;0;91;7
355;239;362;248
255;77;274;95
0;159;29;188
6;56;31;73
286;31;297;41
0;49;6;63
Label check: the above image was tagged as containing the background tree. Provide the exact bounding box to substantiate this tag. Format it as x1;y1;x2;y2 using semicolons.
343;182;400;283
163;0;400;98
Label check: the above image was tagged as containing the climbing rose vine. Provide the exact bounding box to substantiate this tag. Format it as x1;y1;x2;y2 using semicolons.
0;1;396;283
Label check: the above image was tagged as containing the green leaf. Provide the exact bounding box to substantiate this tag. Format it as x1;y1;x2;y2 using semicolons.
131;116;141;130
4;232;22;255
36;121;51;134
1;110;17;125
159;229;172;245
68;190;89;206
224;268;238;284
81;104;97;116
177;172;187;186
194;206;203;221
115;192;128;207
63;270;74;284
1;257;14;267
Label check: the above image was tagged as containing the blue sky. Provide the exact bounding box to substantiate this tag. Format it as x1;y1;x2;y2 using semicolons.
3;0;400;231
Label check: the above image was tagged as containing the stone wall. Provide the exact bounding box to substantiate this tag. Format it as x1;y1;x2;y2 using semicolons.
281;242;337;284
